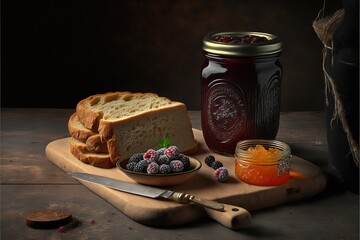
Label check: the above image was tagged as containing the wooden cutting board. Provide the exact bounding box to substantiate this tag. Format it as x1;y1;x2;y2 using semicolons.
46;129;326;228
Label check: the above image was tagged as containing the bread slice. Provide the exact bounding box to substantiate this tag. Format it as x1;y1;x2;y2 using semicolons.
76;92;175;131
76;91;199;163
68;112;97;142
68;112;108;153
69;138;114;168
85;134;108;153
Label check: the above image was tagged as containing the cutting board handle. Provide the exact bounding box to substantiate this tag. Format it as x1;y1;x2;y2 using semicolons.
204;203;251;230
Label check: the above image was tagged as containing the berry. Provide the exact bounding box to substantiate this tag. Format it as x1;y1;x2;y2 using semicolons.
211;160;223;170
178;154;190;170
205;155;215;167
147;162;159;174
128;153;143;163
133;160;150;173
213;35;233;43
214;167;229;182
169;160;184;173
159;164;171;174
156;155;170;165
143;149;160;162
156;147;166;155
126;161;137;171
57;226;65;233
212;34;268;44
164;146;180;160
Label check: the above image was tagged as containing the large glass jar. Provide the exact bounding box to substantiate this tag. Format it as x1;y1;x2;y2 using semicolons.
201;31;282;155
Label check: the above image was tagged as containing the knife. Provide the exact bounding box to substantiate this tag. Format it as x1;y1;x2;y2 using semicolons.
69;172;251;229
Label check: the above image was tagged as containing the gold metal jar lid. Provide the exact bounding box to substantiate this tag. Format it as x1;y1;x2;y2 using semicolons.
203;31;282;57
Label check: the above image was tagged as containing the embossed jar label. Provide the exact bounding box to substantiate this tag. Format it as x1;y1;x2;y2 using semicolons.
206;81;246;141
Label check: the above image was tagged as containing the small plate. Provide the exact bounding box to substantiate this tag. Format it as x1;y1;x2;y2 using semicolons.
116;157;202;187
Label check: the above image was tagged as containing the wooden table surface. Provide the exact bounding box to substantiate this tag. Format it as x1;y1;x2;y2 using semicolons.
1;108;359;240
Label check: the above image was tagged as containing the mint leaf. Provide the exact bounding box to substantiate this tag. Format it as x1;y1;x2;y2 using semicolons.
156;133;172;148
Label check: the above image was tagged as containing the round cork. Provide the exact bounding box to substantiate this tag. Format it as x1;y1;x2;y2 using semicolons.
25;210;73;229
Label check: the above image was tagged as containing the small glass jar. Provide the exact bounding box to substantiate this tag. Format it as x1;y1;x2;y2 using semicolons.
234;139;292;186
201;31;282;155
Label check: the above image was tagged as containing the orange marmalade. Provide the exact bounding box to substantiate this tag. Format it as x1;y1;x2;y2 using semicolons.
234;140;292;186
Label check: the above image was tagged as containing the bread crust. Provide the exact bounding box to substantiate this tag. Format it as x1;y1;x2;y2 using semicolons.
68;113;95;142
76;96;102;132
106;137;121;163
68;112;108;153
69;138;114;168
85;134;108;153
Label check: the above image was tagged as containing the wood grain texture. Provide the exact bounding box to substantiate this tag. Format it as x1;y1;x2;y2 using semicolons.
45;129;326;228
1;109;358;239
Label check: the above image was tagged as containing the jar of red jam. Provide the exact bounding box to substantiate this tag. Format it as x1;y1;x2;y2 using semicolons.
201;31;282;155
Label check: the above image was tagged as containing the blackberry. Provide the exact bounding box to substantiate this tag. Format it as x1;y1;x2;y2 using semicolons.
169;160;184;173
214;167;228;182
128;153;143;164
156;155;170;165
178;154;191;170
147;162;159;174
126;161;137;171
143;149;160;162
133;160;150;173
211;160;223;170
156;147;166;156
204;155;215;167
159;164;171;174
164;146;180;160
218;169;229;182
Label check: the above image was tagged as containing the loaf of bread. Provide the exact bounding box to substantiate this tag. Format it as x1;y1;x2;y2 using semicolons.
71;91;199;167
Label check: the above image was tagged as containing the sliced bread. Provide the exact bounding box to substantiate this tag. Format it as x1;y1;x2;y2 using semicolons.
68;112;97;142
68;112;108;153
85;134;108;153
76;91;199;163
69;137;114;168
76;92;174;131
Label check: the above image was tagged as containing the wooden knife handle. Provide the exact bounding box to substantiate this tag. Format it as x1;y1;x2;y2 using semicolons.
204;203;251;230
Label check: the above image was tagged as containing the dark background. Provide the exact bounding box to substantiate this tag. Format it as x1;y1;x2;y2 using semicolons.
1;0;342;110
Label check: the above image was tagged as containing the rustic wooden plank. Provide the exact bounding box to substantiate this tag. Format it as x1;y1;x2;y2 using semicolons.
1;185;358;240
1;108;77;184
277;111;327;144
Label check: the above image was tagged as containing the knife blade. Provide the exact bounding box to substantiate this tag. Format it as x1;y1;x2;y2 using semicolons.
69;172;251;229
